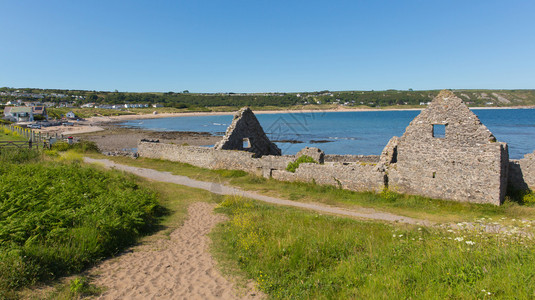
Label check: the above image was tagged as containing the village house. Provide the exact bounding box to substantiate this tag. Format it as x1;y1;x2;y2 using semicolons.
3;106;34;122
31;106;48;120
65;111;76;119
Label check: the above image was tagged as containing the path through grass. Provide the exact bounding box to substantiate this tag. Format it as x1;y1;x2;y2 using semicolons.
89;155;535;225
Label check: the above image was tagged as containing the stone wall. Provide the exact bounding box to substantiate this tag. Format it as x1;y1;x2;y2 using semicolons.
519;151;535;190
138;141;293;176
138;141;384;192
272;162;385;192
324;154;380;163
387;90;509;205
509;151;535;191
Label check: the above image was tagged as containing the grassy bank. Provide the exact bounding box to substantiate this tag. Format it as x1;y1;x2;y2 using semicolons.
0;128;27;142
212;196;535;299
87;155;535;225
0;150;162;298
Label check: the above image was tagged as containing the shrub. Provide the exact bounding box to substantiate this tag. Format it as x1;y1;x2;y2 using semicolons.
0;148;40;164
52;140;99;153
286;155;318;173
0;161;160;291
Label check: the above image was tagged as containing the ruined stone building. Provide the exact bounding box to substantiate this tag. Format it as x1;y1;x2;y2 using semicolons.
387;90;509;205
138;90;535;206
214;107;281;157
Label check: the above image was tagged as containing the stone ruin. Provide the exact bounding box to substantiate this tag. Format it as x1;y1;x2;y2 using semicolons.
214;107;281;157
138;90;535;206
387;90;509;205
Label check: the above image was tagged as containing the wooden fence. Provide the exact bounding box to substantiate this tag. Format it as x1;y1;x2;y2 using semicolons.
0;124;53;149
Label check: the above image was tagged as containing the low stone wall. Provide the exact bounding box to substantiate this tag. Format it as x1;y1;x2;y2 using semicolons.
138;141;294;176
138;142;384;192
293;162;385;192
324;155;380;163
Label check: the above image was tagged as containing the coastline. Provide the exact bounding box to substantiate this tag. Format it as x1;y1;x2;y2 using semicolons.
86;105;535;125
37;106;535;145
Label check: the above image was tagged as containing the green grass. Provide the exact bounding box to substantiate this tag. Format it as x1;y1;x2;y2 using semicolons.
212;196;535;299
0;152;163;298
286;155;317;172
0;128;27;142
87;155;535;224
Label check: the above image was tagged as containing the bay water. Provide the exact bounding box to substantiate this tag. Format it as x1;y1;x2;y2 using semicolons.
120;109;535;159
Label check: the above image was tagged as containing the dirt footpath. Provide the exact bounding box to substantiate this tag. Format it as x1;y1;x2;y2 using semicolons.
89;202;262;300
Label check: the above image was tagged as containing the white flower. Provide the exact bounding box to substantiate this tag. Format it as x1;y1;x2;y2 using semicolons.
465;241;475;245
447;229;454;232
398;234;403;237
454;237;464;242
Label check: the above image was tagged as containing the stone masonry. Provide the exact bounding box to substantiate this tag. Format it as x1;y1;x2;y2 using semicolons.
138;92;535;206
387;90;509;205
509;150;535;191
214;107;281;157
296;147;325;164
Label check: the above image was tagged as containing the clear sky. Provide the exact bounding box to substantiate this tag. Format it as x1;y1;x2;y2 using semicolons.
1;0;534;93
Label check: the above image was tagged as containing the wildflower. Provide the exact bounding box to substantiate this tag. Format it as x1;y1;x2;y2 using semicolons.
465;241;475;245
398;234;403;237
447;229;454;232
454;237;464;242
393;234;396;237
418;228;422;231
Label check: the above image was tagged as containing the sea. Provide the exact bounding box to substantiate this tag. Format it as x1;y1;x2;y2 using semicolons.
120;109;535;160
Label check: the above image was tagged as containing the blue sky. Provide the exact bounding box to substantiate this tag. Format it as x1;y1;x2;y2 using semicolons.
1;0;534;93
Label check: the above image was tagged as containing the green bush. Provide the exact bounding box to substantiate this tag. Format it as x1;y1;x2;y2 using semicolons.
52;140;99;153
286;155;318;173
0;161;160;292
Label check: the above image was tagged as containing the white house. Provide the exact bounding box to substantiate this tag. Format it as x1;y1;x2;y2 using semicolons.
66;111;76;119
3;107;34;122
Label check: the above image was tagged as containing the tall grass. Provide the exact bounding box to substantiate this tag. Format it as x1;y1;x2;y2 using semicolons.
0;152;161;297
212;197;535;299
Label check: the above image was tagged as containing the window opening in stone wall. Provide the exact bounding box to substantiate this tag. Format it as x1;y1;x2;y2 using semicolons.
243;138;251;149
432;124;446;138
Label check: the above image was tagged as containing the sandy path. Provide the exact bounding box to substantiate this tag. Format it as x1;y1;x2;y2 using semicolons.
84;157;433;226
90;202;261;299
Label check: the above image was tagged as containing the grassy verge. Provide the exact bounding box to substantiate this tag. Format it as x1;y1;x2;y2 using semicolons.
0;128;27;142
0;150;164;299
212;196;535;299
85;155;535;225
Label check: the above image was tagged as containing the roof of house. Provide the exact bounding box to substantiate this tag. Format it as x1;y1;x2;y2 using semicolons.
32;106;46;114
6;107;32;114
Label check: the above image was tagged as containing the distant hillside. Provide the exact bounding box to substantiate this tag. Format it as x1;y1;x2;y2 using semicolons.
1;87;534;109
